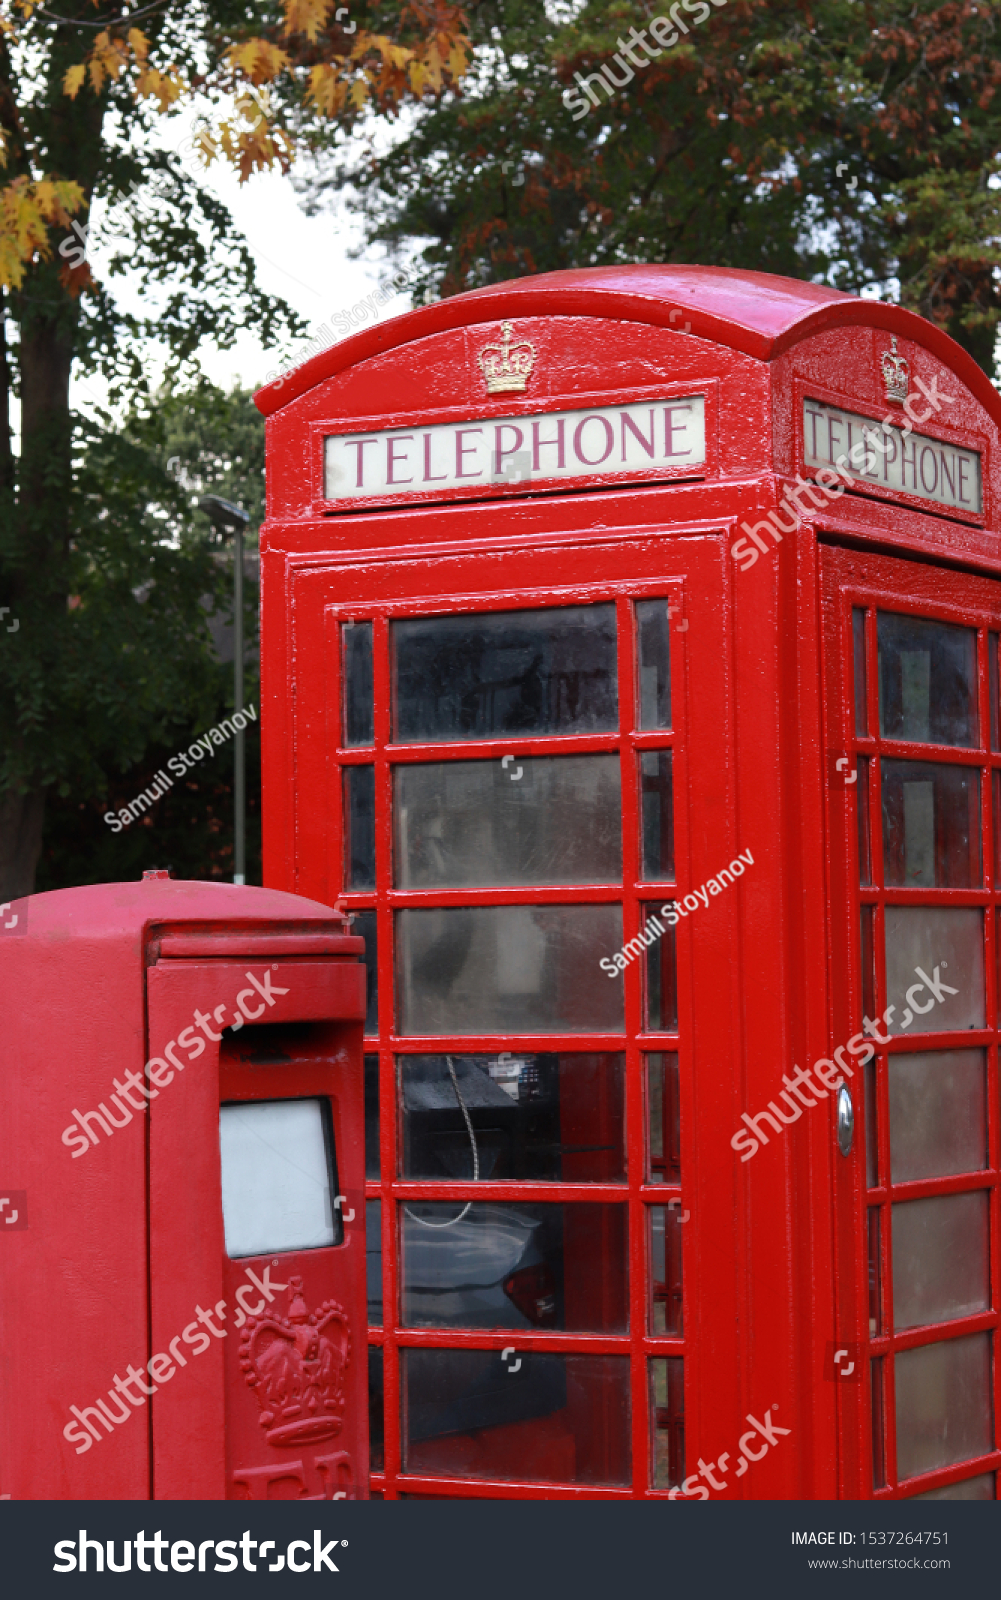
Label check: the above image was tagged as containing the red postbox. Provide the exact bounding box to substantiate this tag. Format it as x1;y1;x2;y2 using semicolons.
254;267;1001;1502
0;875;368;1500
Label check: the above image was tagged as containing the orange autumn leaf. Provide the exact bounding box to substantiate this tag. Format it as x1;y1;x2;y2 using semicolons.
305;63;348;117
0;175;85;289
63;62;86;99
282;0;333;43
223;39;291;86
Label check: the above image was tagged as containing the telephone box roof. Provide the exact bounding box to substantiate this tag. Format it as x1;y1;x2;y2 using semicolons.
254;264;1001;424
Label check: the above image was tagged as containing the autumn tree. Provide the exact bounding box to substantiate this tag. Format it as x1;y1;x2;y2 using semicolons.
34;377;268;890
0;0;469;898
322;0;1001;371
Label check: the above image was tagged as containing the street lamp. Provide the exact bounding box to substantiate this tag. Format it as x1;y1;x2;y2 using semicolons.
199;495;251;886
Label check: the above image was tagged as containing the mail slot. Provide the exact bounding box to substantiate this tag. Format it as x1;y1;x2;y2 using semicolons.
0;873;368;1500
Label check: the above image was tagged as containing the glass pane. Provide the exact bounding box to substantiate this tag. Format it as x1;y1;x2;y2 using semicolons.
396;904;625;1035
912;1472;995;1500
394;755;622;888
883;906;984;1034
850;902;869;1024
853;607;868;736
995;770;1001;883
640;751;674;881
368;1346;384;1472
878;612;977;748
864;1057;878;1188
402;1350;631;1485
891;1191;989;1330
400;1053;625;1182
647;1052;681;1183
895;1333;992;1481
888;1049;987;1182
649;1205;683;1334
393;604;618;743
881;759;980;887
991;634;1000;752
650;1357;684;1491
636;599;671;730
367;1199;382;1326
868;1207;882;1335
364;1052;380;1179
857;755;871;886
645;909;678;1032
871;1358;886;1490
400;1201;627;1332
343;620;374;746
343;765;376;889
218;1099;339;1258
352;910;379;1034
861;904;875;1023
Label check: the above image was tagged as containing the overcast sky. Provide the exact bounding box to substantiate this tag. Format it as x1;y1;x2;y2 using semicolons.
67;114;416;422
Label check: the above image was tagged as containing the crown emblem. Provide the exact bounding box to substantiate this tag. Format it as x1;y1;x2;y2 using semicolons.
881;336;910;403
239;1276;350;1446
478;320;536;394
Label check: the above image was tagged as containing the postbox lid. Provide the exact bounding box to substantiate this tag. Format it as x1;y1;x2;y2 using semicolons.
7;877;359;950
254;264;1001;426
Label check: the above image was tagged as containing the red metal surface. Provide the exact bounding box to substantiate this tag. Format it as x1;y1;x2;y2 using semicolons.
0;878;367;1500
147;957;367;1500
256;265;1001;1499
821;548;1001;1498
254;266;1001;422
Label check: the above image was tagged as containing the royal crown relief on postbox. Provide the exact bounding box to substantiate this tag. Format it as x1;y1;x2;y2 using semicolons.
802;338;984;519
321;319;708;503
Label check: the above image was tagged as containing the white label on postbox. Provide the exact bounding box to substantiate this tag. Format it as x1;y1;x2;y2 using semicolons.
803;399;982;515
324;396;706;501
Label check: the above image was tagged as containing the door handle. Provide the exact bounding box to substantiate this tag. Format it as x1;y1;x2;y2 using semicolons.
837;1085;854;1156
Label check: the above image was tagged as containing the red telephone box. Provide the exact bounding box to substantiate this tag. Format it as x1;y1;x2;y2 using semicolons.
0;874;368;1500
254;266;1001;1501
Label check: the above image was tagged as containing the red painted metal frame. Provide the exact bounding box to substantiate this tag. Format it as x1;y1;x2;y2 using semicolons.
254;266;1001;425
334;569;698;1498
821;545;1001;1499
147;955;368;1499
256;265;1001;1500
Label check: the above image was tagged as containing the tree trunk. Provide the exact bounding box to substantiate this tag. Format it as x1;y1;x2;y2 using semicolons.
0;24;101;896
0;785;45;901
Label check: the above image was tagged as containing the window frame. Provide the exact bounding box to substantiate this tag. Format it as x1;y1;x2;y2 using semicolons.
332;578;689;1499
826;550;1001;1501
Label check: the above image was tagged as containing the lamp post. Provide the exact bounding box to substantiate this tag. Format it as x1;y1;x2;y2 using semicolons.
199;495;251;885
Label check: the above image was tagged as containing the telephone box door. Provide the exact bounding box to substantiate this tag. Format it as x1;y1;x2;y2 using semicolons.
822;543;1001;1500
299;528;741;1498
145;950;367;1500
